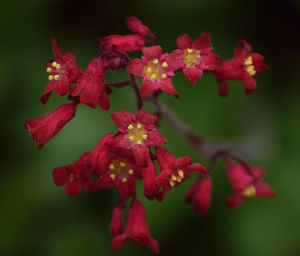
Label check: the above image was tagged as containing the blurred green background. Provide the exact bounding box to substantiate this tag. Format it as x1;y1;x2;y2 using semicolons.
1;0;300;255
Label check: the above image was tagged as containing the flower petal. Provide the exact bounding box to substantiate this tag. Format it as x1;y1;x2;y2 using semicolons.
128;58;145;77
65;180;82;196
176;34;192;49
147;128;167;146
159;77;178;96
141;79;156;99
132;144;149;167
156;147;176;171
183;68;203;85
142;46;162;60
110;111;133;130
193;33;211;50
136;110;157;125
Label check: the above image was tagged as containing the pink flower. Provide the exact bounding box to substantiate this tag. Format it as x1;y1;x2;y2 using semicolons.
216;40;269;93
110;110;166;167
52;153;94;196
25;102;77;149
155;147;207;201
128;46;178;99
111;199;159;254
186;177;212;214
171;33;221;85
70;57;110;110
226;162;275;208
41;38;83;103
126;16;151;37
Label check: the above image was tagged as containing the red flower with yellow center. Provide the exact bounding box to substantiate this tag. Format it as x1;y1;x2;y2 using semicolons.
41;38;83;104
110;110;166;167
128;45;178;99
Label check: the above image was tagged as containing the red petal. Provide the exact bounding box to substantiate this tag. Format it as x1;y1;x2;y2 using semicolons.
176;34;192;49
128;58;144;77
132;144;149;167
183;163;207;174
156;147;176;171
175;156;192;167
110;204;124;236
112;134;131;150
53;166;70;186
186;180;199;203
98;91;110;110
110;111;133;130
65;180;82;196
239;40;252;58
53;76;69;96
193;33;211;50
160;77;178;96
40;81;55;104
183;68;203;85
251;53;264;62
164;54;179;72
140;79;156;99
143;159;158;200
217;59;245;80
117;178;136;201
156;169;172;187
136;110;157;125
147;128;167;146
52;38;63;63
95;174;114;190
194;178;212;214
254;63;270;74
142;46;162;60
126;16;150;37
227;195;246;208
111;234;128;251
217;78;230;97
255;181;276;197
243;73;256;89
200;53;221;71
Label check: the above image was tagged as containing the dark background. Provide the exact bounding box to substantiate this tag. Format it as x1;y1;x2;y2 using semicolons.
1;0;300;255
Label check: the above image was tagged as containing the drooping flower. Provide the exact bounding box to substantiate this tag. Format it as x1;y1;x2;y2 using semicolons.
128;46;178;99
110;203;124;236
98;34;146;53
186;177;212;214
70;57;110;110
143;158;158;200
41;38;83;104
226;162;275;208
216;40;269;94
155;147;207;201
126;16;151;37
110;110;166;167
171;34;221;85
111;199;159;254
52;152;94;196
25;102;77;149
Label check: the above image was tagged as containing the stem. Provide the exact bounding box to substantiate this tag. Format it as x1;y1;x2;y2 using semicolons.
106;80;132;88
130;74;143;110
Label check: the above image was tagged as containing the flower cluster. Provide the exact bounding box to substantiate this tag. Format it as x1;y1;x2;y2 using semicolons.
25;17;274;254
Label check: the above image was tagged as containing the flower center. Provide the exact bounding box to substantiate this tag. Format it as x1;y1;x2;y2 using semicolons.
127;123;147;144
109;157;134;183
241;185;256;197
169;170;184;187
47;61;64;81
143;59;168;80
182;48;201;67
244;56;256;76
69;172;80;181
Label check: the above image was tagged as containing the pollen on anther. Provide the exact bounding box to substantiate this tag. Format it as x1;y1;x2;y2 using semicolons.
171;175;177;181
47;67;52;73
122;177;128;183
187;48;193;53
244;56;253;66
129;136;134;141
178;170;184;178
110;174;116;180
120;162;126;167
109;164;115;170
137;123;142;129
153;59;159;64
137;140;142;144
162;62;168;68
147;67;152;72
128;124;133;130
169;179;175;187
54;75;60;80
161;73;167;79
142;134;147;139
128;169;134;175
56;64;61;69
52;62;58;67
48;75;53;80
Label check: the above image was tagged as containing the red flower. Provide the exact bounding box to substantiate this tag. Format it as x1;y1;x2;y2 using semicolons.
52;152;94;196
25;102;77;149
143;158;158;200
110;110;166;167
226;162;275;208
186;177;212;214
90;134;144;201
41;38;83;104
70;57;110;110
98;34;146;53
111;199;159;254
216;40;269;92
110;203;124;236
171;34;221;85
128;46;178;99
155;147;207;201
126;16;151;37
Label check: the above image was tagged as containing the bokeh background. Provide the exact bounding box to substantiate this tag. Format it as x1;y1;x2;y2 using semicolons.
1;0;300;255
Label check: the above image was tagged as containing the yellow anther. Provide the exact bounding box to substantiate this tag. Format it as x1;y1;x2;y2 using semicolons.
109;164;115;170
54;75;60;80
129;136;134;141
142;134;147;139
162;62;168;68
47;67;52;73
56;64;61;69
241;185;256;197
110;174;116;180
128;169;134;175
187;48;193;53
246;65;256;76
153;59;159;64
171;175;177;181
177;178;182;183
48;75;53;80
122;177;128;183
147;67;152;72
137;140;142;145
137;123;142;129
151;73;158;79
128;124;133;130
120;162;126;167
178;170;184;178
52;61;58;67
169;179;175;187
161;73;167;79
244;56;253;66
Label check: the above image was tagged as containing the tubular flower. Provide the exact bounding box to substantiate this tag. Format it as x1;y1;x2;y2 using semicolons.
41;38;83;104
126;16;151;37
110;203;124;236
70;57;110;110
25;102;77;149
216;40;269;93
171;33;221;85
155;147;207;201
110;110;166;167
98;34;146;53
111;199;159;254
186;177;212;214
128;45;178;99
226;162;275;208
52;153;94;196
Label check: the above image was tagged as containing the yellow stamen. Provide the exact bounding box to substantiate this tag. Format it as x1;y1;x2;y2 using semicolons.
137;123;142;129
109;164;115;170
142;134;147;139
137;140;142;144
153;59;159;64
151;73;158;79
171;175;177;181
169;179;175;187
122;177;128;183
128;124;133;130
129;136;134;141
177;178;182;183
110;174;116;180
128;169;134;175
241;185;256;197
48;75;53;80
56;64;61;69
161;73;167;79
178;170;184;178
147;67;152;72
244;56;253;66
52;61;58;67
54;75;60;80
120;162;126;167
187;48;193;53
47;67;52;73
162;62;168;68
